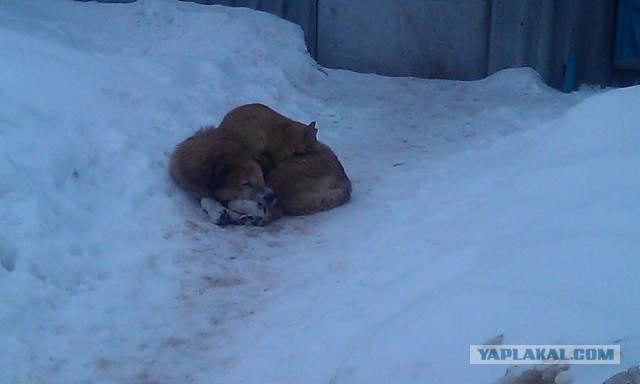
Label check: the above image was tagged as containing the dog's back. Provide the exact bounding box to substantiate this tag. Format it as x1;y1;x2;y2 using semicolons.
266;141;351;216
170;127;223;197
217;103;317;170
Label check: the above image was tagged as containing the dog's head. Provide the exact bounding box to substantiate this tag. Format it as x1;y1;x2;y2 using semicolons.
208;154;275;209
282;120;318;157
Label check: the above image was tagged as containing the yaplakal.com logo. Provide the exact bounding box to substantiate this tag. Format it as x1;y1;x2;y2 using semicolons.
469;345;620;365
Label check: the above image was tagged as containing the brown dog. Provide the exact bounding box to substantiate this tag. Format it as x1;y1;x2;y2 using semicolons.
170;105;351;225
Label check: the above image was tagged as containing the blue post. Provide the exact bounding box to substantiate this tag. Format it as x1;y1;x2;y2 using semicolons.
563;51;577;93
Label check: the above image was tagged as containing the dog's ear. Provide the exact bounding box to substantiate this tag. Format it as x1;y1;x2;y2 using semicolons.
203;163;229;190
305;122;318;143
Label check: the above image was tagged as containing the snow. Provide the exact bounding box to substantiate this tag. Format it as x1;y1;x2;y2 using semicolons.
0;1;638;383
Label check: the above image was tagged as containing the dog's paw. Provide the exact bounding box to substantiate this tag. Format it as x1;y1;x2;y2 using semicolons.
201;198;268;227
201;198;230;226
227;199;268;226
238;214;265;226
227;199;267;218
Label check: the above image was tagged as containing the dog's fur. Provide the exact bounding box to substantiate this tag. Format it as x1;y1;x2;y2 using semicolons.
267;141;351;216
217;103;318;171
170;126;275;209
170;104;351;225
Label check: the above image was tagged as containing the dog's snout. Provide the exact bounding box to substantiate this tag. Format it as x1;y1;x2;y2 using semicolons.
262;190;276;206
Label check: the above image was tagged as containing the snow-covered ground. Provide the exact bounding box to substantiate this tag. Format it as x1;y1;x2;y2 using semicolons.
1;1;638;383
